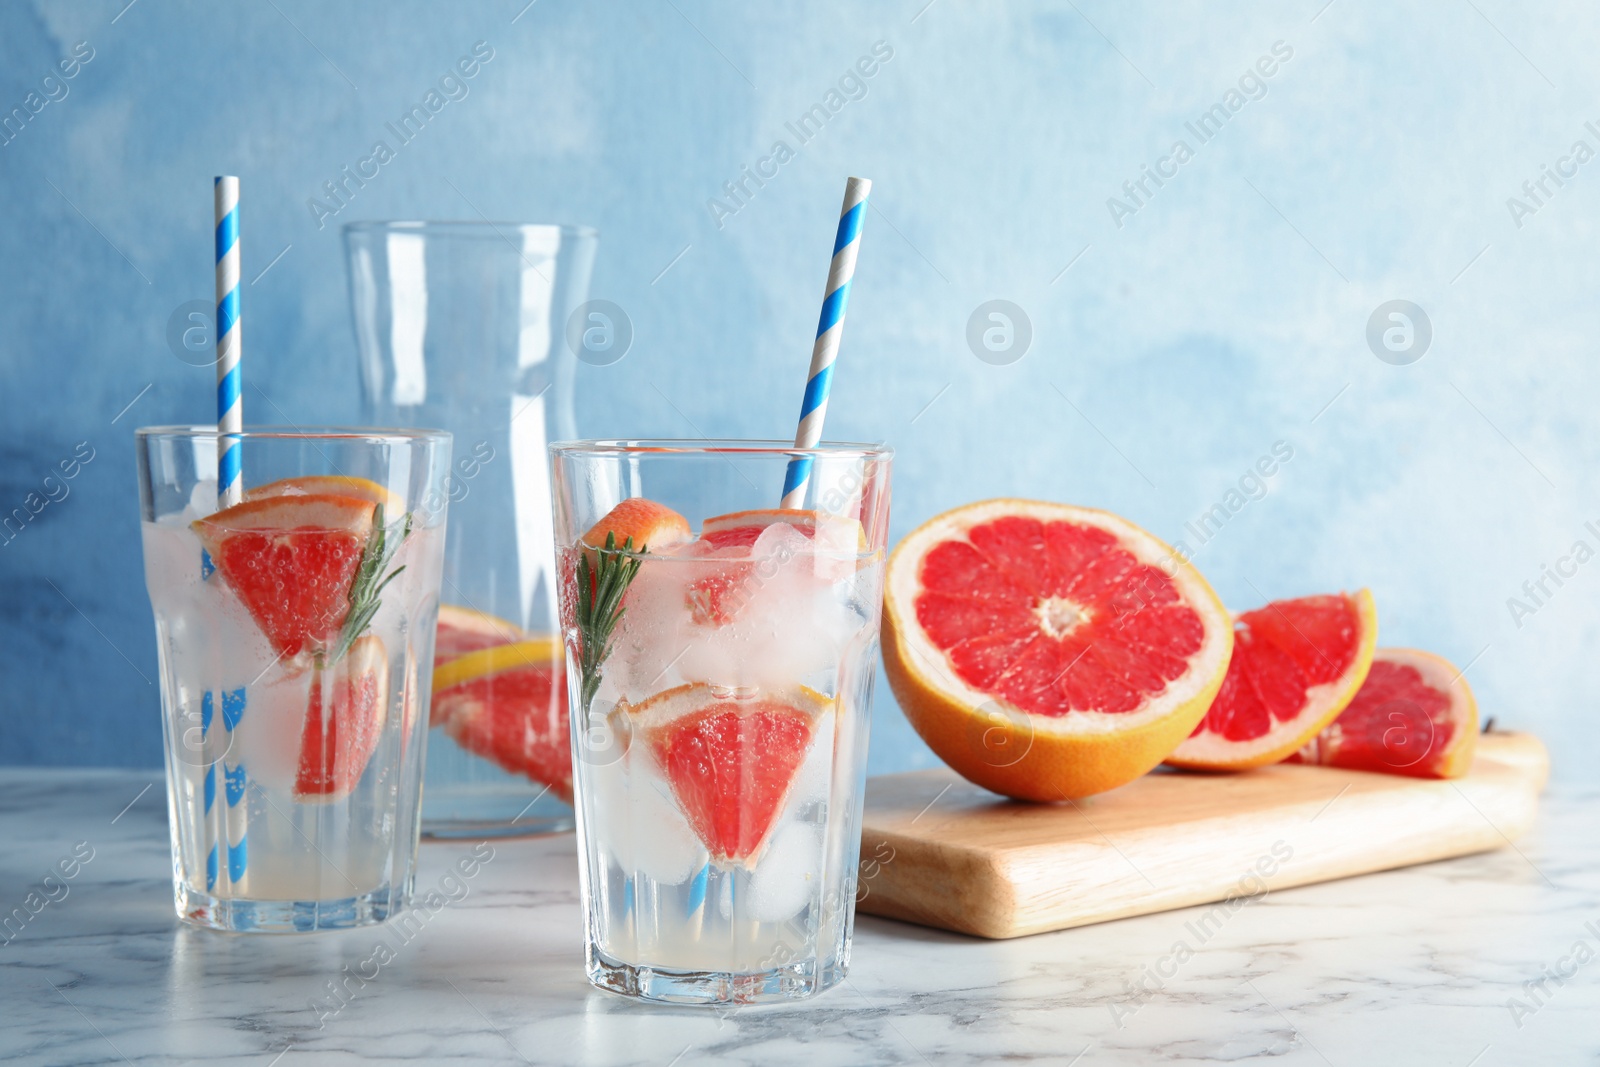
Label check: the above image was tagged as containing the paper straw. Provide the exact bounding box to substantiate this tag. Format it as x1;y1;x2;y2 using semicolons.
780;177;871;509
212;175;248;892
215;176;243;507
203;693;218;891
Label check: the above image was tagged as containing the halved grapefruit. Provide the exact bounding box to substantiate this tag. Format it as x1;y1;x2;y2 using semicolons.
1168;591;1377;770
882;499;1233;800
294;634;389;800
1289;647;1477;779
192;494;377;658
628;683;830;865
435;636;572;802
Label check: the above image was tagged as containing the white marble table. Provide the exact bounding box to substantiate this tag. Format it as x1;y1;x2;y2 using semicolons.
2;769;1596;1066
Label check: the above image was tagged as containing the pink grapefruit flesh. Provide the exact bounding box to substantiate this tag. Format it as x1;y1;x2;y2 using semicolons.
1168;591;1378;770
293;635;390;800
630;684;829;865
193;494;377;659
1290;647;1477;779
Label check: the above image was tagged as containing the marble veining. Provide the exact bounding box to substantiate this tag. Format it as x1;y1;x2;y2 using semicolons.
1;769;1596;1065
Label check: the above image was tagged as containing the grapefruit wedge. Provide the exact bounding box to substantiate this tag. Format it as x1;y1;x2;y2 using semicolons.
581;498;691;552
883;500;1233;800
294;634;390;800
246;475;402;510
1289;647;1477;779
435;636;572;802
629;684;830;866
192;494;377;658
701;508;866;554
1168;591;1378;770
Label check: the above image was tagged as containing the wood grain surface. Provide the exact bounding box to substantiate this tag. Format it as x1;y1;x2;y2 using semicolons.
856;732;1548;939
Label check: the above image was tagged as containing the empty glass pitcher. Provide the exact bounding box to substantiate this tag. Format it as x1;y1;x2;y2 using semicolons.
345;220;598;837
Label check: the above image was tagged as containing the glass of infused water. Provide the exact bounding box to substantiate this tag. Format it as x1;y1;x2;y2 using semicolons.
550;439;892;1004
136;426;450;932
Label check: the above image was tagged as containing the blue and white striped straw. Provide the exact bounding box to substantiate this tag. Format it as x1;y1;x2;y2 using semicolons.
215;176;243;508
211;175;248;891
780;176;871;509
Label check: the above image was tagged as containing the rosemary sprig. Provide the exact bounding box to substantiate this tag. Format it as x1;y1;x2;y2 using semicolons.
575;532;645;715
330;503;412;665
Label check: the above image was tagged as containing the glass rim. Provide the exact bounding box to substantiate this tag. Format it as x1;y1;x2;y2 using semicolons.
341;220;599;239
135;424;452;445
549;438;893;460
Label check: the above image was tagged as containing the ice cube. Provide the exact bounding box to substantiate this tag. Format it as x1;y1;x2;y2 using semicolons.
202;579;282;693
679;563;859;692
185;479;219;521
592;748;704;885
606;527;874;699
785;707;835;817
145;517;286;693
230;666;312;794
607;543;717;700
744;822;822;923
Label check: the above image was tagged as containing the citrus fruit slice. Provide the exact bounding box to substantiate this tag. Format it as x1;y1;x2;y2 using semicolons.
701;508;866;554
690;509;869;623
436;637;572;803
294;634;389;800
629;683;830;865
192;494;377;658
435;603;525;665
581;498;692;552
1168;591;1378;770
882;500;1233;800
246;475;402;510
1288;647;1477;779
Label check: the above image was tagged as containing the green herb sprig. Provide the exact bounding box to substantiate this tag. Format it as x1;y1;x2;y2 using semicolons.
575;532;644;715
330;502;412;665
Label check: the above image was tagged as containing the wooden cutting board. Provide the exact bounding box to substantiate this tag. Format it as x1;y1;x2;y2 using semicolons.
855;732;1549;939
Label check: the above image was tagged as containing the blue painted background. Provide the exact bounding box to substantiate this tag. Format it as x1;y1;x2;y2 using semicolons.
2;0;1595;780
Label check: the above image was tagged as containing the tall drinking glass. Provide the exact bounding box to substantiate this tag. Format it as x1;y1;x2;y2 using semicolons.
345;221;598;837
550;440;892;1003
136;426;450;932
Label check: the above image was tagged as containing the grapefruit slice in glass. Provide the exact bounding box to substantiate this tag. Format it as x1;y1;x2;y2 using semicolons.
435;637;572;803
1168;591;1378;770
192;494;377;659
245;474;402;510
294;634;389;800
581;498;692;552
686;508;866;626
701;508;866;554
1288;647;1477;779
882;499;1233;800
628;683;830;866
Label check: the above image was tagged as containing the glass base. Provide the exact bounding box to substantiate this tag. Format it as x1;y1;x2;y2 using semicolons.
422;814;575;839
176;882;403;933
587;946;846;1005
421;777;575;839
